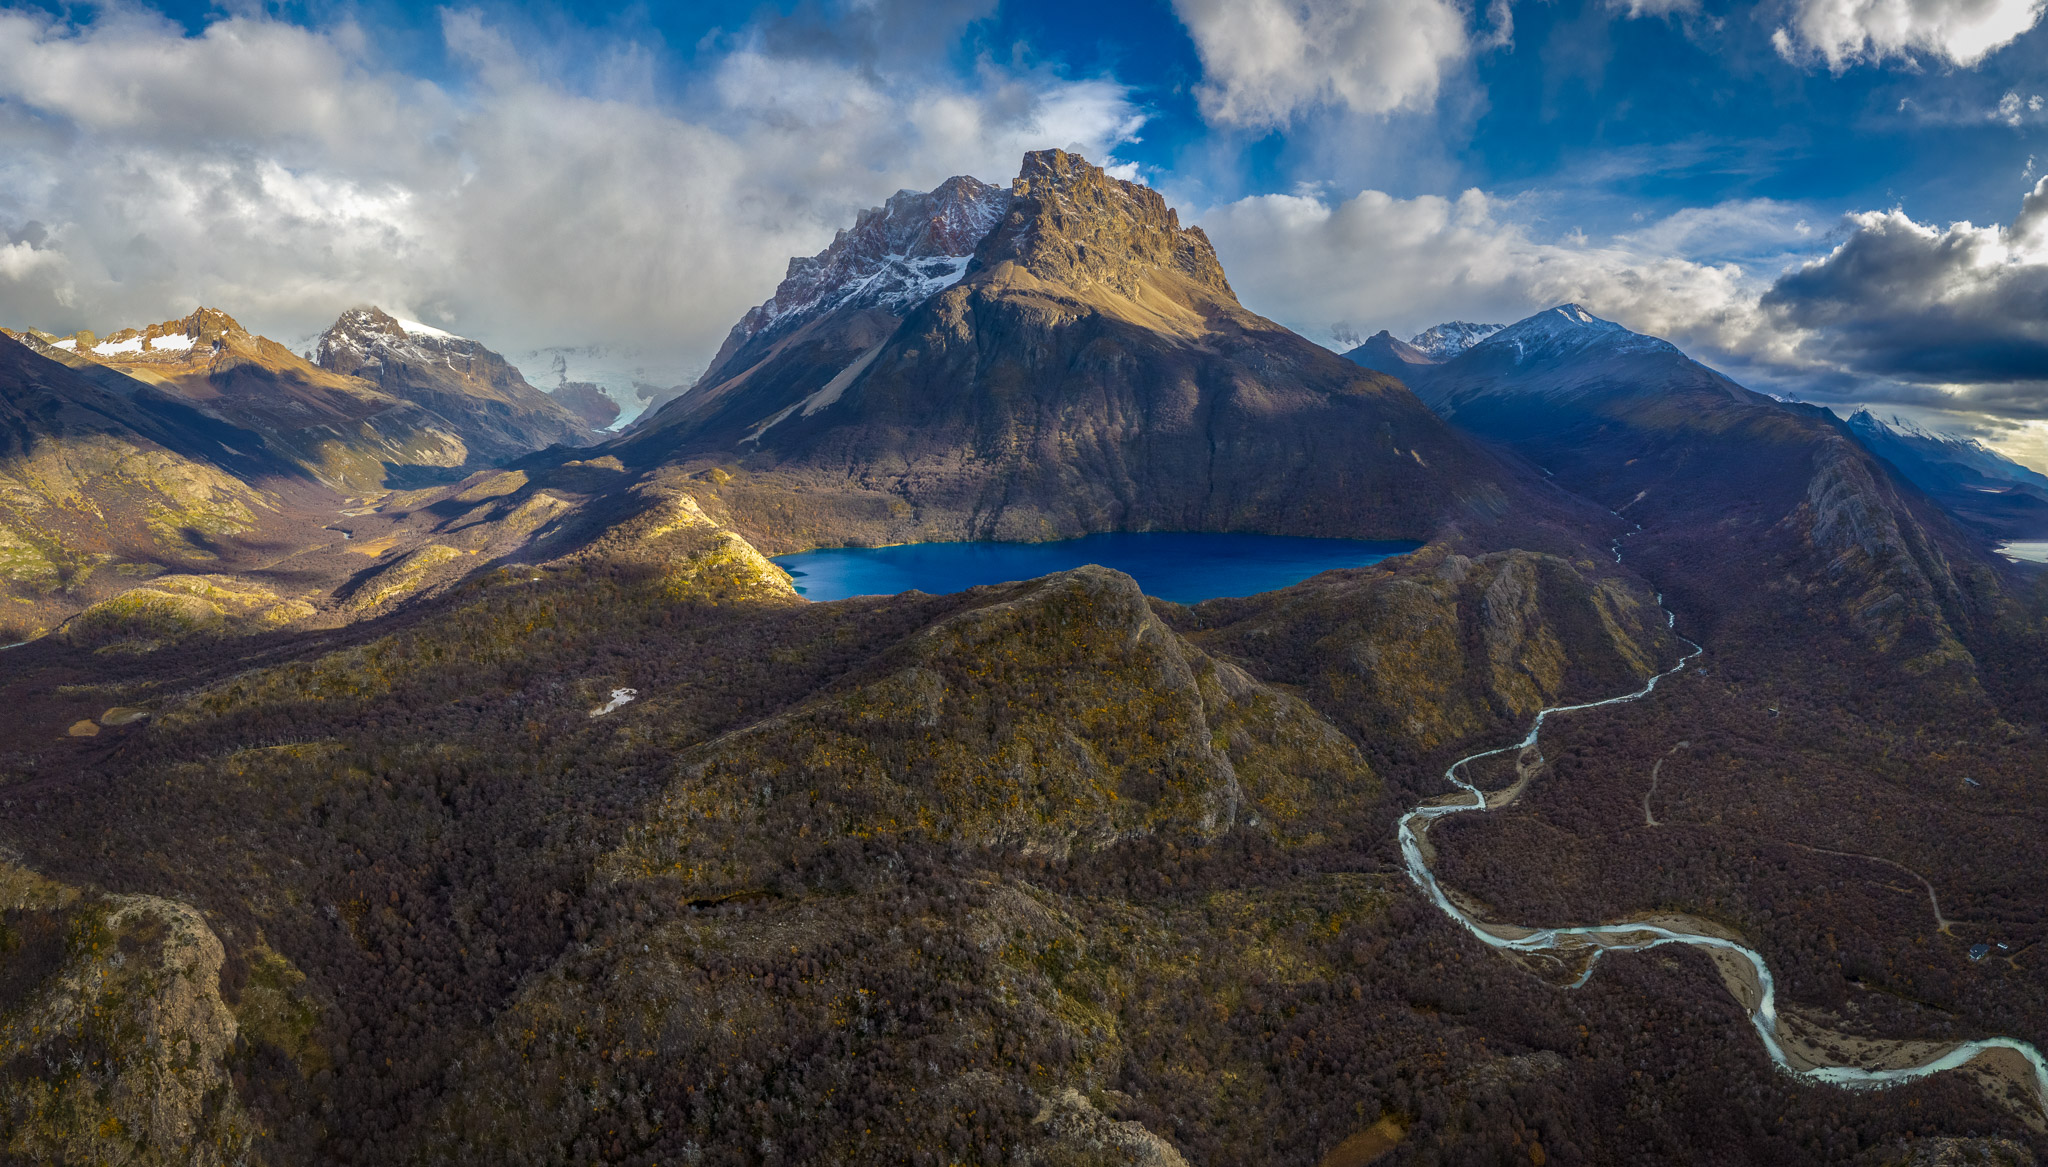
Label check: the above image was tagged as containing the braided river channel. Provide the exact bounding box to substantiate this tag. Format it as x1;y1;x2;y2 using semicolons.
1399;534;2048;1113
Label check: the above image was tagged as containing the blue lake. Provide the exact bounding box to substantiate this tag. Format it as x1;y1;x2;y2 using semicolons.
772;532;1422;604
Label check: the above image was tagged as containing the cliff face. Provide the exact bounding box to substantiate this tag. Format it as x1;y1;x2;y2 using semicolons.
0;869;256;1167
619;151;1554;552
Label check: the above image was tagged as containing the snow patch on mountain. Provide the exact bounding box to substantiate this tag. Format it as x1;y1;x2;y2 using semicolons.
801;342;886;418
394;316;459;341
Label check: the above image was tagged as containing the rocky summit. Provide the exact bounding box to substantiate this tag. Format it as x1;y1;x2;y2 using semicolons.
616;150;1569;553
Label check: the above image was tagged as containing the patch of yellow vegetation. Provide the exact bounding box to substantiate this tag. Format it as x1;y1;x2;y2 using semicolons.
0;432;261;585
62;573;313;651
454;469;529;503
346;543;470;612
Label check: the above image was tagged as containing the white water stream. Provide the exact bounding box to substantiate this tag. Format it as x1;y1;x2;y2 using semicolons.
1398;537;2048;1111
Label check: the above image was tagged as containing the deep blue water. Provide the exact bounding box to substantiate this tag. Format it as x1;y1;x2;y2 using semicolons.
772;532;1422;604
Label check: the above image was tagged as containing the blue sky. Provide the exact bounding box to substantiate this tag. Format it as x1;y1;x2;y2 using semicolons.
3;0;2046;461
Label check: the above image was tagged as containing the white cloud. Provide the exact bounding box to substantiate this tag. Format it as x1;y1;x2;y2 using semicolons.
1197;185;1786;363
1772;0;2047;69
1171;0;1474;128
1608;0;1699;16
0;7;1145;382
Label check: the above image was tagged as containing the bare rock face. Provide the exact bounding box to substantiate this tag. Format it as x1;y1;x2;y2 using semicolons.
979;148;1230;301
314;306;597;465
1030;1088;1191;1167
549;380;621;430
0;884;255;1166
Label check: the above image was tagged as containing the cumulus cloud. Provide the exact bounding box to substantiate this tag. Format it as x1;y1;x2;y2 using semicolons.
1171;0;1475;127
1772;0;2048;69
1758;178;2048;415
1197;185;1797;364
0;6;1144;376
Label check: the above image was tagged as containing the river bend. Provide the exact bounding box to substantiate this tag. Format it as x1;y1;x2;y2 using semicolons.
1398;538;2048;1112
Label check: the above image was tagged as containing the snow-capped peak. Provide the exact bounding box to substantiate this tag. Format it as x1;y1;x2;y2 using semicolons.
1466;304;1678;365
316;307;469;365
1408;321;1504;358
314;306;493;383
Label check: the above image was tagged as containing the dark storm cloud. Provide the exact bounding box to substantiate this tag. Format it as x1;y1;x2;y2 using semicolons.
1760;179;2048;398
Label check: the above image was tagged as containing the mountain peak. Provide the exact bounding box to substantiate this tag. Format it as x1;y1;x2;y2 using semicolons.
1342;330;1439;377
1467;304;1678;365
984;149;1233;302
701;151;1233;392
315;307;468;370
1408;321;1505;358
27;308;245;360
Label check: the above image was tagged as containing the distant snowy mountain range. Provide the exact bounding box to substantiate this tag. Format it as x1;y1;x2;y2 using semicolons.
1347;303;2048;542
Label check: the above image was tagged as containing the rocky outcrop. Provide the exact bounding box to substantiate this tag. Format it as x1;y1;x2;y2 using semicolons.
977;148;1231;301
550;381;621;430
0;882;254;1166
1793;434;1973;669
702;175;1013;384
1030;1088;1190;1166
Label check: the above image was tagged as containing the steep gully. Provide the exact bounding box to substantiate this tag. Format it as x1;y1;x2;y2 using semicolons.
1398;528;2048;1113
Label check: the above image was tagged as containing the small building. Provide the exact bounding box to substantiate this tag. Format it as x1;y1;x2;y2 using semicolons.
1970;944;1991;961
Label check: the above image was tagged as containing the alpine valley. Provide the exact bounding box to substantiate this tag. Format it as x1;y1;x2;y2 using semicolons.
3;150;2047;1167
